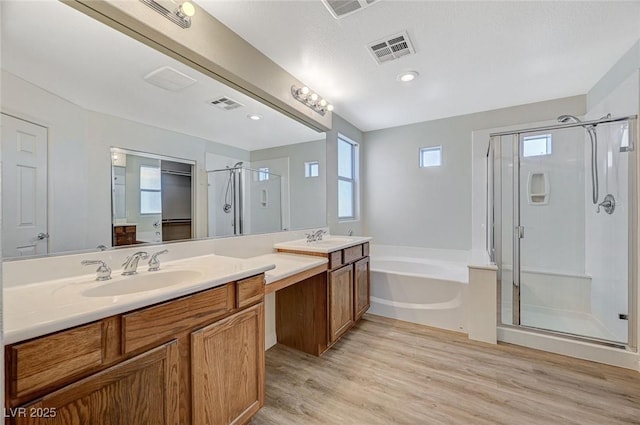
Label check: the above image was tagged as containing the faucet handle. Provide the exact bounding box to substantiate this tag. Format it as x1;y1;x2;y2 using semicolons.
81;259;112;281
148;249;169;272
122;251;149;267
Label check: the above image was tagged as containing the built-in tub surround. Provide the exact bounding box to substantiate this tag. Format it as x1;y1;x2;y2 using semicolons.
369;245;470;333
368;245;497;343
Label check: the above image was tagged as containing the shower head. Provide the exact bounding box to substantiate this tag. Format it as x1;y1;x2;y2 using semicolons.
233;161;243;168
557;115;582;124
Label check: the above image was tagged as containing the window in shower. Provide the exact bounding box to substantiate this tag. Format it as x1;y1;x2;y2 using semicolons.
522;134;552;157
419;146;442;167
338;135;357;220
257;167;270;181
305;161;319;178
140;165;162;214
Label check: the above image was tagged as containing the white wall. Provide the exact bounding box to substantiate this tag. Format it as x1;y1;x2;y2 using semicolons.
1;70;249;254
364;95;586;250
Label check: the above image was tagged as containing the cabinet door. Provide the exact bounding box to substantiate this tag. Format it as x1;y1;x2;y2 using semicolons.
354;257;370;321
191;303;265;425
328;265;354;343
14;341;179;425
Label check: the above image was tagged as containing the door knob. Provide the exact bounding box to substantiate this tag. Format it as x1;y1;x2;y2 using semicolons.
36;232;50;240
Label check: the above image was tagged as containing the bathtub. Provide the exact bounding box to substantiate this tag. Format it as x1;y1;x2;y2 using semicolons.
368;245;469;333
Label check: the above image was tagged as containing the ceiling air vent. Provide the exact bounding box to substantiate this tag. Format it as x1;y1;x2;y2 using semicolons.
321;0;379;19
143;66;196;91
367;31;415;64
208;96;245;111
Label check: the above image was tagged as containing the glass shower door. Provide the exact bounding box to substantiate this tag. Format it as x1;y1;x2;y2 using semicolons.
516;121;632;344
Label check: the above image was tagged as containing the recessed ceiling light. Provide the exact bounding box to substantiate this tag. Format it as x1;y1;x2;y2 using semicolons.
247;114;263;121
397;71;419;82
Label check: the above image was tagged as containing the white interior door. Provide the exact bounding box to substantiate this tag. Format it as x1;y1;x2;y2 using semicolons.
1;114;48;257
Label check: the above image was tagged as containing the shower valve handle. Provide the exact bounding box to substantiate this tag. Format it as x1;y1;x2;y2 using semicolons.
597;194;615;215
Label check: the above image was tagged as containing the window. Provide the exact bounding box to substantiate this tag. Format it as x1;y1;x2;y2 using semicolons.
419;146;442;167
338;136;357;220
305;161;319;178
522;134;552;157
258;167;269;181
140;165;161;214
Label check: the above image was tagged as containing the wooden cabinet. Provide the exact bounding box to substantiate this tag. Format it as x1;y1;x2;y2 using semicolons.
13;341;179;425
5;275;265;425
275;242;370;356
113;225;136;246
354;257;370;321
328;265;354;343
192;303;264;425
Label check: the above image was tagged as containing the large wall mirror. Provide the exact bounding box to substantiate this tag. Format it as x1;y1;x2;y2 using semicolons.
1;0;327;259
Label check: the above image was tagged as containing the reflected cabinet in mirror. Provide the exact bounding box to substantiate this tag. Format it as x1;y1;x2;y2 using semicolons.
0;0;327;259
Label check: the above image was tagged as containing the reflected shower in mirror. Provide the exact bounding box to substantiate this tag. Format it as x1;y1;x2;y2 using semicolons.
0;0;326;259
208;165;282;237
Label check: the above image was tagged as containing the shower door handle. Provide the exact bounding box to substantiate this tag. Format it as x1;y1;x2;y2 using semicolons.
516;226;525;239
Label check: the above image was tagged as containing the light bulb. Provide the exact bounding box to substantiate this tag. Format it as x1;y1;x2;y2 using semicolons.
247;114;263;121
300;86;310;95
327;104;334;112
178;1;195;17
310;93;319;102
397;71;419;82
319;99;327;107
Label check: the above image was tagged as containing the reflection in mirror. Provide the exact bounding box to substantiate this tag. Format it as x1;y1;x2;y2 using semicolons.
1;0;326;259
111;149;194;246
208;166;282;237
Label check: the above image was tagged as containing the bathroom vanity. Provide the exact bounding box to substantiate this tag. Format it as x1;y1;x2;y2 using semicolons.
3;253;274;425
273;237;372;355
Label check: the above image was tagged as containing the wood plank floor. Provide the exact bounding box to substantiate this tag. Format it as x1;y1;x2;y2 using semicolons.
250;314;640;425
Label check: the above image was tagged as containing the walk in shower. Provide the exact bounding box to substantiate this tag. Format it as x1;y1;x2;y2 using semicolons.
208;165;282;237
488;114;637;348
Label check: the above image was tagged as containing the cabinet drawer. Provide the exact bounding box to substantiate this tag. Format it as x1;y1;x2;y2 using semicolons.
343;244;363;264
329;251;343;269
237;274;265;309
122;284;233;354
363;242;370;256
8;322;105;399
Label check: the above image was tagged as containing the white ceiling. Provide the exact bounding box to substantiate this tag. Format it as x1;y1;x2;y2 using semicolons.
199;0;640;132
0;0;322;151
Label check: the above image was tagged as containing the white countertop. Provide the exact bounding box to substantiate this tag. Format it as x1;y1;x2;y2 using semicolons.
244;253;328;284
274;235;372;254
3;254;275;345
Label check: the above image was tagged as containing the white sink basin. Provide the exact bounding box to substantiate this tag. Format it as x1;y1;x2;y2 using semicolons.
83;270;204;297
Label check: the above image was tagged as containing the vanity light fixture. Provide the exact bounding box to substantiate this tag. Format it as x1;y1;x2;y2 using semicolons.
397;71;419;82
291;85;333;116
140;0;195;28
247;114;263;121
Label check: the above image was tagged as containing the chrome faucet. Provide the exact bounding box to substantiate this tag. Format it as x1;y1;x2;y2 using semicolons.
314;229;327;241
121;251;148;275
306;229;327;243
148;249;169;272
81;259;112;281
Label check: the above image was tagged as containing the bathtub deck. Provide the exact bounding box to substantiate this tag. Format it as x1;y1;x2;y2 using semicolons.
250;314;640;425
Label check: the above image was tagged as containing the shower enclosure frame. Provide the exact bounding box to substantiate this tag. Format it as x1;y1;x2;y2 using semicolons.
209;166;283;237
488;114;638;351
